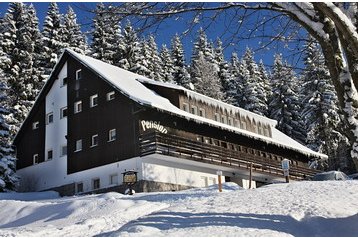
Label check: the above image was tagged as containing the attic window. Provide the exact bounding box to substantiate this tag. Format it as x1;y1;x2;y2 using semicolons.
76;69;82;80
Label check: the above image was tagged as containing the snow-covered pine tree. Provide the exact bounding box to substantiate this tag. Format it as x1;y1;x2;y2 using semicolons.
0;73;19;192
226;52;243;107
214;38;232;103
170;34;191;88
118;21;142;72
301;38;353;172
191;51;224;100
145;35;163;81
258;60;271;116
269;54;306;144
239;48;268;115
1;3;42;137
91;3;122;65
130;37;150;76
159;44;175;83
190;28;217;90
62;6;87;54
42;2;65;75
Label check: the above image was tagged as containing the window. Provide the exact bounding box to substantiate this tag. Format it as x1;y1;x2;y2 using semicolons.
76;182;83;193
75;139;82;152
108;129;116;142
199;108;205;117
74;101;82;114
32;121;39;130
33;154;39;165
190;105;197;115
221;115;227;124
90;94;98;107
76;69;82;80
264;128;270;137
214;113;220;122
46;112;54;125
107;91;115;101
182;103;189;112
228;117;233;126
60;145;67;157
93;178;100;190
110;174;118;185
47;149;53;161
60;107;68;119
240;121;247;130
91;134;98;147
62;77;68;86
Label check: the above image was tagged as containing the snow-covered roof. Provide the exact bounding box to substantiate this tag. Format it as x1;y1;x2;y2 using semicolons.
137;78;277;127
61;49;328;159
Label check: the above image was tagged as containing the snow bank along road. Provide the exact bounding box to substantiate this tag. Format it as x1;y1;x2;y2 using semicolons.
0;181;357;237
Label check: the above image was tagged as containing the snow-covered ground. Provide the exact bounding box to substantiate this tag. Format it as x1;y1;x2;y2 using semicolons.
0;181;358;237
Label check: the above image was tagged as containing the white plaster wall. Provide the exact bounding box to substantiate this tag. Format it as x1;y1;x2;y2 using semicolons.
17;157;143;192
142;161;223;188
45;62;68;162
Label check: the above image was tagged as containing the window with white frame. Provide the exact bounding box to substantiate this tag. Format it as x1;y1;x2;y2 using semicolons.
60;145;67;157
46;112;54;125
240;120;247;130
60;107;68;119
190;105;197;115
33;154;39;165
228;117;233;126
47;149;53;161
199;108;205;117
91;134;98;147
214;113;220;122
75;139;82;152
221;115;227;124
107;91;115;101
74;101;82;113
182;103;189;112
92;178;100;190
90;94;98;107
76;69;82;80
108;129;116;142
110;174;118;185
32;121;39;130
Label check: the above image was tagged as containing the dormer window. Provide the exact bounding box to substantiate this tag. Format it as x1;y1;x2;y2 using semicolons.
76;69;82;80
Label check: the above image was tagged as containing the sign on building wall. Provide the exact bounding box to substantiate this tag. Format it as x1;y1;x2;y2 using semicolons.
140;120;168;134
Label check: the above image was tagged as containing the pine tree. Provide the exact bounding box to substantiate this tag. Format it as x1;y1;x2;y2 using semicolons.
0;75;18;192
159;44;175;83
118;21;142;72
226;52;242;106
145;35;163;81
171;34;191;88
258;60;272;116
91;3;122;64
269;54;306;144
240;48;268;115
62;6;87;54
214;39;232;103
191;52;224;100
42;2;65;75
302;39;352;172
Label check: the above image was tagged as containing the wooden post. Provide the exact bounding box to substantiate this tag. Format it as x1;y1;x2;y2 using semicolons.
285;175;290;183
249;162;253;189
217;170;222;192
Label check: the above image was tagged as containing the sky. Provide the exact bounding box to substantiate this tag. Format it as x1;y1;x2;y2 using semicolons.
0;2;309;71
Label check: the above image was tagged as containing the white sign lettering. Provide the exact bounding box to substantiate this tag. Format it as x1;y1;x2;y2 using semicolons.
141;120;168;134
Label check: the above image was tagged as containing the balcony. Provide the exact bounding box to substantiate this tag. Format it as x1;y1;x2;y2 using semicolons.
139;132;318;180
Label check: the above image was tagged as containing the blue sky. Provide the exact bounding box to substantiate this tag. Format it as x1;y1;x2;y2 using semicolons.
0;2;308;71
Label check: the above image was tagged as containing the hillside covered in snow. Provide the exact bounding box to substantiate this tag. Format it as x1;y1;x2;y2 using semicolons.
0;181;357;237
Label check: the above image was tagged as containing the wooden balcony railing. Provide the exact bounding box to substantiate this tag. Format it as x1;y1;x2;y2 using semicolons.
139;132;318;180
